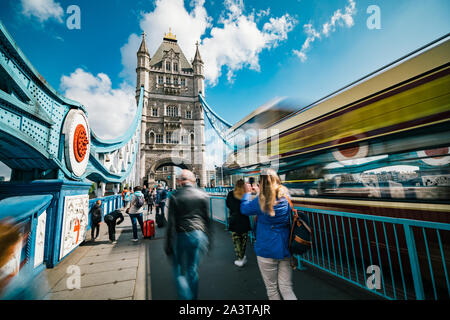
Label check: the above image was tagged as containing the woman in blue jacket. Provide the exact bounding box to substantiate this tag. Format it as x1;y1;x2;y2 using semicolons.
240;169;297;300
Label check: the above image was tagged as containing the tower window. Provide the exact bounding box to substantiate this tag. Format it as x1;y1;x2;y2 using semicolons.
165;131;179;144
166;61;171;71
166;76;171;84
174;63;178;72
155;134;163;144
158;75;163;84
186;110;192;119
152;108;158;117
167;106;178;117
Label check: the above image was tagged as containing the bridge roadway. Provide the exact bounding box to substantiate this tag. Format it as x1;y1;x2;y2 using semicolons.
40;204;379;300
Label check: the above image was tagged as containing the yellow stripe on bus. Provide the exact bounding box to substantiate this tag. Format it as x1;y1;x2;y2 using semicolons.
265;72;450;157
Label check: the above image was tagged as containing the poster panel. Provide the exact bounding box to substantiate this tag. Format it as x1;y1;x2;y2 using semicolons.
59;195;89;260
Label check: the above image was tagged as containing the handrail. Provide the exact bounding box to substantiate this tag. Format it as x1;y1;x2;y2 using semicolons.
206;195;450;300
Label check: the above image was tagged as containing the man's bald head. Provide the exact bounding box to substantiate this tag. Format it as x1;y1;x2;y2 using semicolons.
177;169;196;185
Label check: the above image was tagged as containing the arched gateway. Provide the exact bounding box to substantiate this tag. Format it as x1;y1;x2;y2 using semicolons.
136;30;206;188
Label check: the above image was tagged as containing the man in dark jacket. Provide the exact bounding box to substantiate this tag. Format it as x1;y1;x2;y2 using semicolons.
104;209;125;243
90;200;102;241
165;170;212;300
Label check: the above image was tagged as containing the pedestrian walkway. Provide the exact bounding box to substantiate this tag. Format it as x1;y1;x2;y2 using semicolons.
41;205;380;300
42;210;151;300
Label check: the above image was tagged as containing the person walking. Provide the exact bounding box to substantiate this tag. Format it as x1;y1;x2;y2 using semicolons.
165;170;212;300
122;187;132;209
126;186;145;242
147;187;155;214
155;184;168;227
240;168;297;300
142;185;149;204
89;200;102;241
0;221;49;299
104;209;125;243
226;179;251;267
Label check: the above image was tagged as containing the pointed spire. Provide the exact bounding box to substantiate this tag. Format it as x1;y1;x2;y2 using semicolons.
193;41;203;64
138;31;149;54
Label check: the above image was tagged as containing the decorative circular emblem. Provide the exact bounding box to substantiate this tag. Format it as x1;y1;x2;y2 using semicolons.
62;109;91;177
332;135;369;164
418;147;450;166
73;124;89;162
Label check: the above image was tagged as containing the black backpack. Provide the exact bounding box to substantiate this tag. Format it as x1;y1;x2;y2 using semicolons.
287;197;312;256
135;195;145;208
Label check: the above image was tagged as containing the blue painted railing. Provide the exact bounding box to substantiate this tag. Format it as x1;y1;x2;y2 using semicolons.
293;206;450;300
207;195;255;244
87;194;123;230
205;187;233;196
206;195;450;300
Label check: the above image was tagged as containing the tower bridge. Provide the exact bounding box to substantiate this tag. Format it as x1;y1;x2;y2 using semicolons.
0;19;449;302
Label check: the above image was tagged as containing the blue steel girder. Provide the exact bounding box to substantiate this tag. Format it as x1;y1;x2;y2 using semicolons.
198;93;234;149
0;21;142;184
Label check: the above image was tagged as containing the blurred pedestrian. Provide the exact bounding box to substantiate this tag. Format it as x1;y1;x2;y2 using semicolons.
0;221;49;299
104;209;124;243
0;222;22;297
142;185;149;204
122;187;132;209
89;200;102;241
226;179;251;267
155;184;168;227
147;187;155;214
126;186;145;242
240;168;297;300
165;170;212;300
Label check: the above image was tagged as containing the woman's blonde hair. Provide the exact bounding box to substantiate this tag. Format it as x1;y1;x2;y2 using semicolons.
258;169;289;216
233;179;245;200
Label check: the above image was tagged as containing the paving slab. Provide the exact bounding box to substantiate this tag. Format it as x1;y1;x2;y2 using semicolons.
47;280;136;300
52;267;137;292
43;207;150;300
77;250;139;265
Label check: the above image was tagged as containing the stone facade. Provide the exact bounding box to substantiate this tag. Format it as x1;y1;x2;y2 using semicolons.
136;31;206;188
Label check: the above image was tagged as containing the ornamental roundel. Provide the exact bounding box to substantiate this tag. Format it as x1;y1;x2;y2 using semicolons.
332;135;369;164
417;147;450;166
63;109;91;177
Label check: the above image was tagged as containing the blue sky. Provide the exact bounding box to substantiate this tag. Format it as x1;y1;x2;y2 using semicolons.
0;0;449;176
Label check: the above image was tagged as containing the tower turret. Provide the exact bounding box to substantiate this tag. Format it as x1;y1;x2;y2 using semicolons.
193;41;205;96
136;31;151;93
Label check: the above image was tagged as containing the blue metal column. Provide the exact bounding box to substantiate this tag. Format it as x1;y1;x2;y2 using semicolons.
403;224;425;300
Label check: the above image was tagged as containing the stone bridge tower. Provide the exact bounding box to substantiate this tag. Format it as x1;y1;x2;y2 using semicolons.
136;30;206;188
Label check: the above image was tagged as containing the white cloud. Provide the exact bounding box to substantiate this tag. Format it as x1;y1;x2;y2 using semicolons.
294;0;357;62
60;69;136;140
120;0;296;86
21;0;64;23
120;0;211;83
256;8;271;21
60;0;297;155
